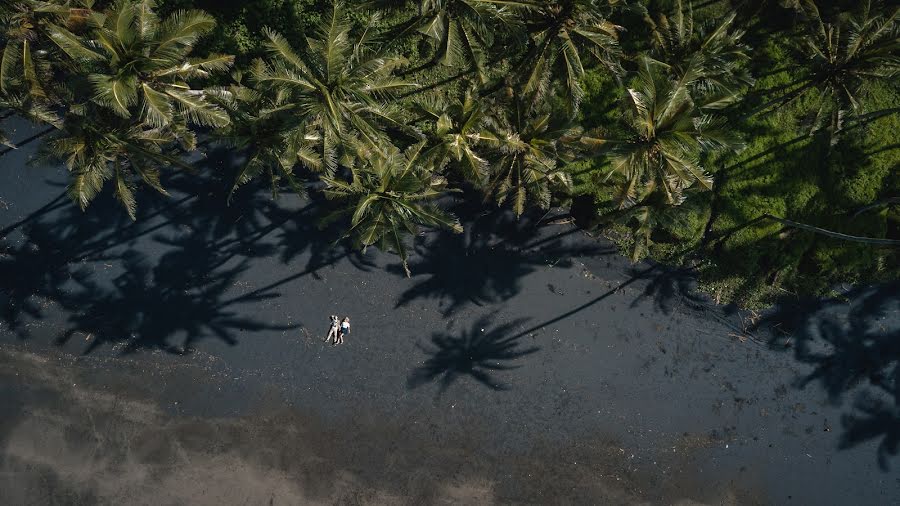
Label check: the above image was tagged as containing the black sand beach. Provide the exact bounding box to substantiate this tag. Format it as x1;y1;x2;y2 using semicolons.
2;118;899;505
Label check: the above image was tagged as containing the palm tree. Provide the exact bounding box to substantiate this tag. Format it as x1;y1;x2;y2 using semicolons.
253;3;416;174
42;111;190;218
414;0;528;82
582;57;742;208
0;91;60;146
0;0;88;101
801;1;899;137
517;0;623;111
415;88;492;185
210;73;319;200
1;1;107;146
47;0;232;130
480;96;576;216
645;0;754;108
321;141;463;276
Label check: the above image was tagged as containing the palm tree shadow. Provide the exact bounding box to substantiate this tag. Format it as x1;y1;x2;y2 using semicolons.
407;316;539;395
52;241;298;355
627;264;715;315
272;193;379;279
394;203;615;315
839;391;900;471
1;145;337;352
753;281;900;470
0;193;133;336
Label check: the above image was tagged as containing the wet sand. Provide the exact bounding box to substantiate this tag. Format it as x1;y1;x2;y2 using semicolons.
1;118;898;504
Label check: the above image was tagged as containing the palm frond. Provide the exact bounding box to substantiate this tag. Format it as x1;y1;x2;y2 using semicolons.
154;9;215;55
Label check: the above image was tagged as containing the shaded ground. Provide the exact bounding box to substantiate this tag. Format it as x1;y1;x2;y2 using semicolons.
1;117;899;505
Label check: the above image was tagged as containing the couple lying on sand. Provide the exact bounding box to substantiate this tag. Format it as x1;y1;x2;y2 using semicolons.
324;316;350;345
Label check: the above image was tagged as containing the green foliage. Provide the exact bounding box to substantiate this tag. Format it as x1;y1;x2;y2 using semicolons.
645;0;755;106
413;0;527;83
210;72;312;201
800;0;899;136
0;0;85;138
415;88;491;185
516;0;624;111
73;1;232;129
252;4;416;174
582;56;743;208
577;1;899;306
2;0;896;300
41;111;190;219
479;94;578;216
155;0;325;64
321;141;463;276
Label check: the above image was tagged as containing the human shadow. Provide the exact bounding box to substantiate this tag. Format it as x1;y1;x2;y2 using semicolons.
394;203;615;315
753;281;900;470
407;316;539;394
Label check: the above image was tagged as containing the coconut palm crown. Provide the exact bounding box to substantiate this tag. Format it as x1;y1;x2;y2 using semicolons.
518;0;624;111
43;111;190;218
415;0;528;82
48;0;232;132
28;0;234;218
0;0;81;101
211;73;318;201
801;1;899;134
416;88;493;185
253;3;416;174
645;0;755;108
481;95;576;216
582;57;743;208
321;141;463;276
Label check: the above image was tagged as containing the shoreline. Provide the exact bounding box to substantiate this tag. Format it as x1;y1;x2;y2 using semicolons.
2;120;898;504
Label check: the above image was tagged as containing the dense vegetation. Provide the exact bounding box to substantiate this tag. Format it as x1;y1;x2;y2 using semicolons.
1;0;897;307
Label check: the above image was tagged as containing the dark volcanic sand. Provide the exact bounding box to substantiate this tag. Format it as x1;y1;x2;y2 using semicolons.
1;118;899;505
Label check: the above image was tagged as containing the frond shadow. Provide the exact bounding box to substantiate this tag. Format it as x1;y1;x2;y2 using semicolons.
407;316;539;395
753;281;900;470
1;144;361;353
627;264;714;315
394;204;615;315
53;246;295;355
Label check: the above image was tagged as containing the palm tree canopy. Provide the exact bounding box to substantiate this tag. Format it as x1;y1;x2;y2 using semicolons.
42;112;190;218
416;0;528;80
480;96;576;216
253;3;416;173
48;0;232;129
582;57;742;208
416;88;494;185
210;73;316;201
0;0;76;100
645;0;755;108
519;0;624;110
321;141;462;276
803;0;899;113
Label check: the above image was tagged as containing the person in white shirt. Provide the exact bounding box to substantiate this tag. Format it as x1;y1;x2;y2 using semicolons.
336;317;350;345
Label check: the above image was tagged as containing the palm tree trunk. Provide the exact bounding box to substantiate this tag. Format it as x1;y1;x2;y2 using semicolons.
759;213;900;246
851;197;900;218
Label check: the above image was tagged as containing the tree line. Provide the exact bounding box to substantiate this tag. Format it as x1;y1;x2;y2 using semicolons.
0;0;897;284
